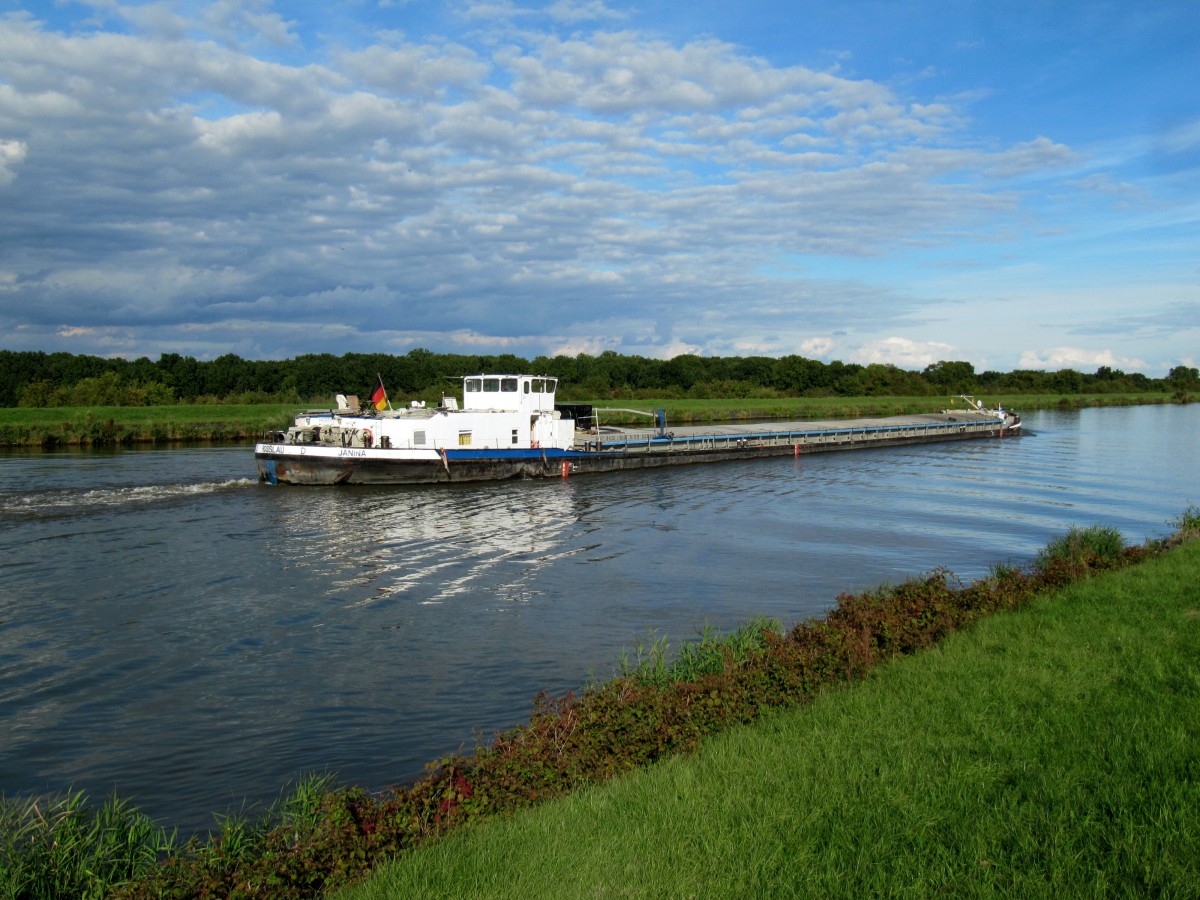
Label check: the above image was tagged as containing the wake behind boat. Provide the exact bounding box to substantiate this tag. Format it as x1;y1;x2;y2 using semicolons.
254;375;1021;485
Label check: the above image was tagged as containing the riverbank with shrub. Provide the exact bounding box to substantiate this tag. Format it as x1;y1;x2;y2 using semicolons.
0;392;1178;447
2;511;1196;898
345;522;1200;899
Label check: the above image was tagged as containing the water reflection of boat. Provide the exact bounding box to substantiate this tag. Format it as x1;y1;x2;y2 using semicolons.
267;478;581;608
255;374;1022;486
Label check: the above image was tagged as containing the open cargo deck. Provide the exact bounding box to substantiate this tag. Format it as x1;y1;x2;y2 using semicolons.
554;410;1017;476
583;411;1010;452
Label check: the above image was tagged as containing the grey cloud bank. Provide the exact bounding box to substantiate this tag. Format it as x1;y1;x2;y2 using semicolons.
0;2;1196;376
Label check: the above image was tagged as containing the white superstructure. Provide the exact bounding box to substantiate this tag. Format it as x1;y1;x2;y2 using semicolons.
279;374;574;452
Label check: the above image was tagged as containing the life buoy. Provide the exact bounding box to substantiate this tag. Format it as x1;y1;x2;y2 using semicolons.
363;428;373;447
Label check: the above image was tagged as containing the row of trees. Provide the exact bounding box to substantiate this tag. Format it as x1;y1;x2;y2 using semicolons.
1;349;1196;408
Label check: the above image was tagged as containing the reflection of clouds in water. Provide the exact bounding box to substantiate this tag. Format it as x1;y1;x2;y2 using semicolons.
267;483;584;609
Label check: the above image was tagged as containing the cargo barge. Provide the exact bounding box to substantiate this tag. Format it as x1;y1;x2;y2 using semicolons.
255;374;1021;486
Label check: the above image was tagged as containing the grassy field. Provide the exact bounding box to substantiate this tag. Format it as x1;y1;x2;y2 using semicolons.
0;392;1175;445
0;403;298;446
339;539;1200;899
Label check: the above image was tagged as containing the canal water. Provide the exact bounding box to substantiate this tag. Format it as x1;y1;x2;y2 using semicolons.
1;404;1198;833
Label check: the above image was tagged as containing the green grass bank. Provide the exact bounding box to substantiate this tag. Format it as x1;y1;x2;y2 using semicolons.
0;392;1176;446
0;404;298;447
342;540;1200;898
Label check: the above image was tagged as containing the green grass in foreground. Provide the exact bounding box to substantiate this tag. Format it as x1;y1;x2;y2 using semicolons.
341;540;1200;899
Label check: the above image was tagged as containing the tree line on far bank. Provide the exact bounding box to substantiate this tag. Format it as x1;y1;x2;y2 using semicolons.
1;348;1196;408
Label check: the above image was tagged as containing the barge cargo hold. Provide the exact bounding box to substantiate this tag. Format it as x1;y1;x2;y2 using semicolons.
255;374;1021;486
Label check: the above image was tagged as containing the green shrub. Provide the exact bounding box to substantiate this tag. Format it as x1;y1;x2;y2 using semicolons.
1175;504;1200;537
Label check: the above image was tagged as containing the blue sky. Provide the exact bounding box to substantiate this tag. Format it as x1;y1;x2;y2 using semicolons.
1;1;1196;375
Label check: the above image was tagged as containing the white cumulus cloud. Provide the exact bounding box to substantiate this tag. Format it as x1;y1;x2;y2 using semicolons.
1018;347;1148;372
850;337;958;369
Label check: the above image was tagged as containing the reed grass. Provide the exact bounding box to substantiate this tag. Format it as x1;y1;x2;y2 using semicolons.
1034;523;1126;572
339;539;1200;899
617;617;782;688
0;775;335;900
0;791;177;900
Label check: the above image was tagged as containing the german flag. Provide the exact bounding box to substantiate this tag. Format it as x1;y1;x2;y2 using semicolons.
370;377;388;411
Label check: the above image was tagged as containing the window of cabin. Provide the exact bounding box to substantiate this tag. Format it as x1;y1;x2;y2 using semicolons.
502;378;518;392
414;431;426;446
458;431;471;446
511;429;519;445
483;379;499;392
465;378;482;393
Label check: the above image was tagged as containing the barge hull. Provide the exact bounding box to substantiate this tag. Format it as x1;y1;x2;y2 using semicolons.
256;415;1018;485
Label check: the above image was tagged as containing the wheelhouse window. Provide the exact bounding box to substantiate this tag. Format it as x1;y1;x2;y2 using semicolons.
465;378;482;393
502;378;518;392
483;378;499;392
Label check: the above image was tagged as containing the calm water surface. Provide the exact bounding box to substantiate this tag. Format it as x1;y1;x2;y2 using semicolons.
1;404;1197;833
